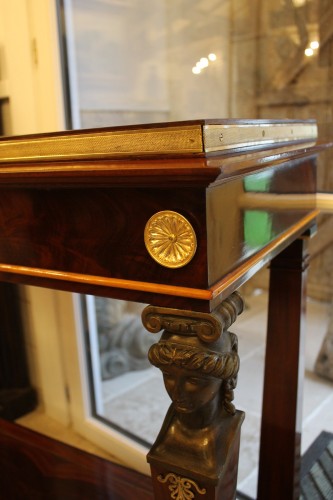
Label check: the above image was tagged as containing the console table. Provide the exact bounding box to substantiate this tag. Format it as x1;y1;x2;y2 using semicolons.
0;119;331;500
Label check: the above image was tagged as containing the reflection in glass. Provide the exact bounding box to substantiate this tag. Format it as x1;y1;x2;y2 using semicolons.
243;171;275;248
82;296;167;446
59;0;333;491
63;0;232;446
244;211;273;248
64;0;231;128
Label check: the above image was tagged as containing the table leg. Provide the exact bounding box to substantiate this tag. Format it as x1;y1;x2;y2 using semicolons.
257;237;309;500
142;292;245;500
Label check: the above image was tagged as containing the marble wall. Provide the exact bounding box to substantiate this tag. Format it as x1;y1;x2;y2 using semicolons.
69;0;232;126
70;0;169;126
68;0;333;300
232;0;333;301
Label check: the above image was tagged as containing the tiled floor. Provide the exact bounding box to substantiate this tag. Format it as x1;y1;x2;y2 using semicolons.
17;290;333;499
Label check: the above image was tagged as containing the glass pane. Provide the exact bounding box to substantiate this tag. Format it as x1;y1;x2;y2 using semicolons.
80;295;168;447
59;0;333;494
63;0;232;128
61;0;235;450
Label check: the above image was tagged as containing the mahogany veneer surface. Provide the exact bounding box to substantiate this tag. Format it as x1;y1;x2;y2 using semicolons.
0;136;327;312
0;120;331;500
0;419;153;500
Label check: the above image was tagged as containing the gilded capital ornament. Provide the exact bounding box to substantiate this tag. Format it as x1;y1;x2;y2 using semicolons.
144;210;197;268
142;291;244;343
157;473;206;499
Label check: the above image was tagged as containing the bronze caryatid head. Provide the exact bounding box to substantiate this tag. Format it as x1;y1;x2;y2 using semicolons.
148;329;239;417
143;292;243;423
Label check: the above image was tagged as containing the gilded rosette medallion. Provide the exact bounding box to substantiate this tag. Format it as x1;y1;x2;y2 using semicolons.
144;211;197;268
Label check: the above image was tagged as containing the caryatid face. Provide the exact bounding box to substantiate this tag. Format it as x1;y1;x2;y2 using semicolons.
161;365;222;413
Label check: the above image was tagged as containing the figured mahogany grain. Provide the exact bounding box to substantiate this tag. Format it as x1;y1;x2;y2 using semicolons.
0;123;330;500
0;418;153;499
0;186;208;289
0;155;317;306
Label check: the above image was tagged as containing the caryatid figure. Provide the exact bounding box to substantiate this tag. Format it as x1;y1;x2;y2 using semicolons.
142;292;244;484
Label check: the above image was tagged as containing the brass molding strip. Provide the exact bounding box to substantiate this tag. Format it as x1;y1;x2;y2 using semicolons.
203;122;317;152
0;125;203;163
0;211;319;301
0;121;317;163
210;210;319;299
0;161;208;176
0;264;211;300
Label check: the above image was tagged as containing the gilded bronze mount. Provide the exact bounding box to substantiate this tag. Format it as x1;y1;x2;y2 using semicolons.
144;210;197;269
142;291;245;492
142;291;244;343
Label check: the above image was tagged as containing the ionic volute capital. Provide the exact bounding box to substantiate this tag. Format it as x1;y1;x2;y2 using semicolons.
141;291;243;343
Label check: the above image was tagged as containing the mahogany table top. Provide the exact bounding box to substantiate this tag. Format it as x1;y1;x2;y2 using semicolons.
0;119;330;312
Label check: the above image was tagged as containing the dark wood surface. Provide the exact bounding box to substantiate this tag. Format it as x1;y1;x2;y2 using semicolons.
0;150;320;312
0;186;208;288
0;122;331;499
0;283;37;420
207;156;316;286
0;283;31;389
0;418;153;500
257;237;309;499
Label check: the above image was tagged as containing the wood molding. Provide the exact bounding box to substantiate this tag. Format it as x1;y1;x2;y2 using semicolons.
0;211;318;308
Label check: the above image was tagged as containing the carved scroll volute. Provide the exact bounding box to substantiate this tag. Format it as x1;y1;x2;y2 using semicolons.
142;306;222;343
213;291;244;335
142;291;244;343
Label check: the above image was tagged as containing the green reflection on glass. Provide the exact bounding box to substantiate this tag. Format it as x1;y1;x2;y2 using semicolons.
244;171;272;193
244;210;272;247
243;171;274;248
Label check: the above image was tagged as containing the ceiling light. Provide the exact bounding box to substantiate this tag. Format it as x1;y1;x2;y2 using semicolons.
199;57;209;68
310;40;319;50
